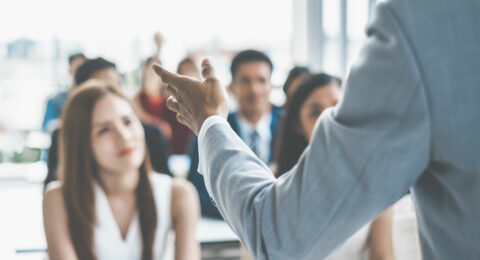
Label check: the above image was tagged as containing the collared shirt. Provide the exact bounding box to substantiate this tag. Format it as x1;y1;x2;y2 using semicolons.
236;111;272;164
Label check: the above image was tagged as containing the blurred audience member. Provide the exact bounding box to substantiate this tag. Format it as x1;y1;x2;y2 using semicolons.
187;50;282;218
43;83;200;260
132;36;192;154
42;53;86;132
274;73;394;260
74;57;121;87
44;58;171;190
275;73;340;176
132;57;172;139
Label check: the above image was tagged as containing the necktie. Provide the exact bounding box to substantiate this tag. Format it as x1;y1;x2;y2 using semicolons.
249;130;260;157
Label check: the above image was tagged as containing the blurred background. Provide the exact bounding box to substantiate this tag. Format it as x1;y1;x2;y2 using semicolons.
0;0;374;131
0;0;422;259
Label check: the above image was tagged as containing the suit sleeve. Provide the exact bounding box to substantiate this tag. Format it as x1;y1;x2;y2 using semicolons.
198;2;431;259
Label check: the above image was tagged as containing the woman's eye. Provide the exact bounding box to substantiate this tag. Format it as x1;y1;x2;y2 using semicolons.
310;110;322;118
124;118;132;125
98;127;109;135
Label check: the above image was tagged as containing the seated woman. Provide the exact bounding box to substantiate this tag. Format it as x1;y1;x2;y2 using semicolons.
274;74;394;260
44;59;172;192
43;83;200;260
132;57;192;154
132;56;172;139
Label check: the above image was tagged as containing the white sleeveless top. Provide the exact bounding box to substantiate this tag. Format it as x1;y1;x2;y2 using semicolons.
94;174;174;260
323;222;371;260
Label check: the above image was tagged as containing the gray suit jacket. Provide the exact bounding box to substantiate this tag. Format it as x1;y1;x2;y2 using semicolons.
197;0;480;259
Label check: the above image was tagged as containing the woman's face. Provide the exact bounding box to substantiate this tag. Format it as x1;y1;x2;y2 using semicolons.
299;83;342;141
90;94;146;174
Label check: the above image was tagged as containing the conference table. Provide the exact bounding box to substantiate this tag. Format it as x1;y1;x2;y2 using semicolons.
0;162;241;260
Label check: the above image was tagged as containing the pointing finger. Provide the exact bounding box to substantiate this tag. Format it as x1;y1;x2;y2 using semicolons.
152;63;192;91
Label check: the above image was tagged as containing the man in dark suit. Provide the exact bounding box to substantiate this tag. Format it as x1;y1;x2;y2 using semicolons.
187;50;281;218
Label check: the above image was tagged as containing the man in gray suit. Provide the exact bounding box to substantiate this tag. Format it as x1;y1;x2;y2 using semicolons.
153;0;480;259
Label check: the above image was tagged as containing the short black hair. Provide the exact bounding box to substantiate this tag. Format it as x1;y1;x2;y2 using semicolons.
68;53;86;65
74;57;116;86
230;50;273;79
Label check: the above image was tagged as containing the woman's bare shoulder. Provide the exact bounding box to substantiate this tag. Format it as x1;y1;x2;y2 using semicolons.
170;178;199;218
43;182;65;210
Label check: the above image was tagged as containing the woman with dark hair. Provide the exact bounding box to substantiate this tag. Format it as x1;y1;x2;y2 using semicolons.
275;73;341;177
274;74;394;260
43;83;200;260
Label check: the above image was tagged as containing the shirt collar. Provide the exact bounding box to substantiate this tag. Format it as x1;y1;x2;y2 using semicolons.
236;110;272;141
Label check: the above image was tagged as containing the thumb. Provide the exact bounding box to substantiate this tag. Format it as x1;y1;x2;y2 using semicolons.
201;59;216;79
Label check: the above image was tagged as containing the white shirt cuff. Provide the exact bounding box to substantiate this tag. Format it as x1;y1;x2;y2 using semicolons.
198;115;229;140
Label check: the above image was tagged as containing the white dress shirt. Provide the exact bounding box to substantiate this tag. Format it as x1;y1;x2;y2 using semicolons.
236;112;272;164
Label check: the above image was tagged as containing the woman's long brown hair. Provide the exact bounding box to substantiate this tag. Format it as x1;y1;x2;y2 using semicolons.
58;83;157;260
